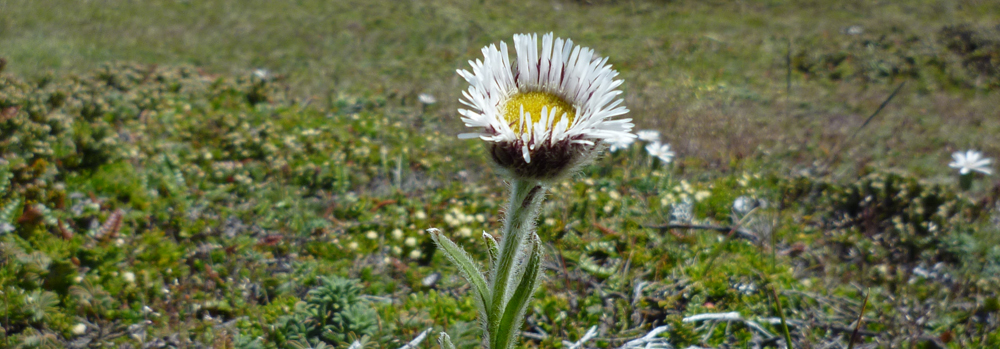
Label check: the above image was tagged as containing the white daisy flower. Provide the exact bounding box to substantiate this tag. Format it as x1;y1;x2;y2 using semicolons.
949;150;993;175
457;33;634;181
636;130;660;142
645;142;675;164
607;136;635;152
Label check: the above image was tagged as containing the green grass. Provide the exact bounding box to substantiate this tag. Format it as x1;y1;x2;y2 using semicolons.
1;0;999;348
2;0;999;175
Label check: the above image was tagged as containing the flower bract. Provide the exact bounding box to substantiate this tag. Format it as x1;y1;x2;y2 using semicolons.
457;33;634;181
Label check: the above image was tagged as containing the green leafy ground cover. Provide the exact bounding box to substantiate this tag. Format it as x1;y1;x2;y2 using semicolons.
1;0;999;348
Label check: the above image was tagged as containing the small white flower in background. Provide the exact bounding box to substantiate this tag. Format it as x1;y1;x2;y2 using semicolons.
418;93;437;105
391;228;404;240
123;271;136;284
365;230;379;240
409;250;422;259
71;323;87;335
443;213;459;227
607;136;635;152
414;210;427;220
660;193;676;207
253;69;270;79
404;237;418;247
636;130;660;142
693;190;711;202
300;129;321;137
645;142;675;164
949;150;993;175
346;241;359;250
458;227;473;237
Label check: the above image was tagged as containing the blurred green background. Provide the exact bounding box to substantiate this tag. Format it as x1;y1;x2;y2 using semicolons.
3;0;998;174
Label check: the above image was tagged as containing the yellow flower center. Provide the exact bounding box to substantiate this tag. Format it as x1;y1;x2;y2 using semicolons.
502;91;576;134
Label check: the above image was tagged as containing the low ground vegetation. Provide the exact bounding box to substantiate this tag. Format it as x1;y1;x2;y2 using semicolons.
1;0;999;348
0;62;997;348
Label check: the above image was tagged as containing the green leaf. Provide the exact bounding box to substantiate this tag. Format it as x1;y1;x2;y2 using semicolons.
494;234;543;349
430;228;491;318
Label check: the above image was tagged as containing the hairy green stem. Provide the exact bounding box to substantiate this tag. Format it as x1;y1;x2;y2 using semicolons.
494;235;542;349
488;179;545;349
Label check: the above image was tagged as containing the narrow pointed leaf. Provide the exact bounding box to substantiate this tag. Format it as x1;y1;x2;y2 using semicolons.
430;228;491;315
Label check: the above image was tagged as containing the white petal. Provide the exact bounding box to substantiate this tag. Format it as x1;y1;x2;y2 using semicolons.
455;32;635;163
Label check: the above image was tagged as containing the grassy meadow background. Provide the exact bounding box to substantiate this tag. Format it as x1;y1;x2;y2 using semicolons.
1;0;999;348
